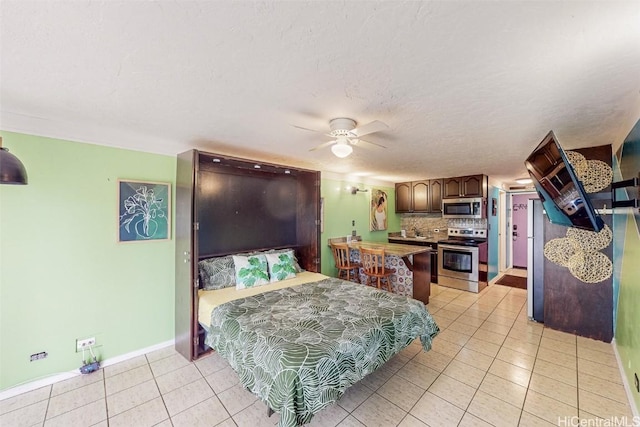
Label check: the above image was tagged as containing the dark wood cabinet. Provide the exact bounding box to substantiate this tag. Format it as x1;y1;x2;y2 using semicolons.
443;177;461;198
429;179;443;213
411;251;432;304
395;180;443;213
443;174;487;198
175;150;321;361
542;145;613;342
462;175;484;197
412;181;429;211
395;182;412;213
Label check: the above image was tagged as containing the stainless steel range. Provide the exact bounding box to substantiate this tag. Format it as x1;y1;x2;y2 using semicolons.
438;227;488;293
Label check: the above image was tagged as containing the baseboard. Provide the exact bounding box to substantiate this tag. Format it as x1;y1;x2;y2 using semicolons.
0;339;174;401
612;338;640;418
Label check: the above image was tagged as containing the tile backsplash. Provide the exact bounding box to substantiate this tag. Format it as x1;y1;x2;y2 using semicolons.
400;214;448;236
399;214;487;235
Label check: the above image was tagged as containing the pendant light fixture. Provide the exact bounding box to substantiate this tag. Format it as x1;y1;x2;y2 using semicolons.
0;137;28;185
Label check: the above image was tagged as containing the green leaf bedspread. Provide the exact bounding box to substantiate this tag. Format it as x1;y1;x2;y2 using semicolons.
205;277;440;427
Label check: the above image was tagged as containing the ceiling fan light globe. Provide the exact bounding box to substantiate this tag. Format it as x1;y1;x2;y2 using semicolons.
331;143;353;158
515;178;533;184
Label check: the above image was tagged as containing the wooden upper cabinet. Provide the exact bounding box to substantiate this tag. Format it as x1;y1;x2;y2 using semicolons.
462;175;483;197
429;179;443;212
443;175;487;198
395;182;412;213
412;181;429;212
443;177;463;198
395;180;442;213
397;175;485;211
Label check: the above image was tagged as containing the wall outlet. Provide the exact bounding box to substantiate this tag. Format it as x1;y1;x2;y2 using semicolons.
76;337;96;352
30;352;48;362
635;372;639;393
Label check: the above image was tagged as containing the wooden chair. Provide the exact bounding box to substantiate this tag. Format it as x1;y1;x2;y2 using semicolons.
360;246;395;292
330;242;361;283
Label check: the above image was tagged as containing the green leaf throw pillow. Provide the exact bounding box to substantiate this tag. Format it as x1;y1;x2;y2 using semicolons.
232;254;269;290
265;251;297;282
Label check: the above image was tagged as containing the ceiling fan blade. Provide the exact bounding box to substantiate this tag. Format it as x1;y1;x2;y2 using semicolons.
351;138;387;149
352;120;388;137
309;140;336;152
292;125;323;133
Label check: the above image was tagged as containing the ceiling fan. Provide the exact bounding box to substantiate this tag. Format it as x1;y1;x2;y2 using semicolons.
293;118;388;158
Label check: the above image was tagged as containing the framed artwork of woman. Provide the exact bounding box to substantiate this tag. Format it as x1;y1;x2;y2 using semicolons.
370;188;388;231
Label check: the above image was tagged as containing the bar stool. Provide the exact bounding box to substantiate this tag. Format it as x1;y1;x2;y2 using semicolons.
360;246;394;292
330;242;361;284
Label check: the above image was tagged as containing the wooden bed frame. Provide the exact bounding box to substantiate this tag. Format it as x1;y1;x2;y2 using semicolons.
174;150;321;361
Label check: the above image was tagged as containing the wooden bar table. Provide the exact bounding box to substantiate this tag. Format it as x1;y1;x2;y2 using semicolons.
329;238;432;304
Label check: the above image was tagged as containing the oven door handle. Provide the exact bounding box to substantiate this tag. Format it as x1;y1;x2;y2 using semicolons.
438;244;477;253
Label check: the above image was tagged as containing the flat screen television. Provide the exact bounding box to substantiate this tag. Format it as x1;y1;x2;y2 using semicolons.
524;131;604;232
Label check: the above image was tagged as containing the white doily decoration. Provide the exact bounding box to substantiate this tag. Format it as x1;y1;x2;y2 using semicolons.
565;151;588;177
566;224;612;252
565;151;613;193
567;251;613;284
542;152;613;284
543;238;580;267
579;159;614;193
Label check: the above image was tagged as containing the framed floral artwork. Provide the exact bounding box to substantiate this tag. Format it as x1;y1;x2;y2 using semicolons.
118;180;171;242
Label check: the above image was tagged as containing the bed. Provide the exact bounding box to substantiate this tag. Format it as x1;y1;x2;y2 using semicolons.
198;264;439;427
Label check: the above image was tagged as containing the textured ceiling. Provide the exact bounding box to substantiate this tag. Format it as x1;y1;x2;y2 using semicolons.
1;1;639;185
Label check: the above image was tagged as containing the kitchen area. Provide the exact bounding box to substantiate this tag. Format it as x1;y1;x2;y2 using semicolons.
328;237;434;304
390;174;490;293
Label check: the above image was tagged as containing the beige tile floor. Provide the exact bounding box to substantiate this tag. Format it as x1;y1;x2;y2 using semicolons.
1;271;636;427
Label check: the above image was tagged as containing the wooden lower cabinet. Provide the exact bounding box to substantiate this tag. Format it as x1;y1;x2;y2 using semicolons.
408;251;431;304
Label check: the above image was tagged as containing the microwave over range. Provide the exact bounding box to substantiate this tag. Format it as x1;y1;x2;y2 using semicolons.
442;197;486;219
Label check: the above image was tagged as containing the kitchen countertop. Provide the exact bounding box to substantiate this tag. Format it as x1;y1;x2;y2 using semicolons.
387;233;447;245
346;241;431;257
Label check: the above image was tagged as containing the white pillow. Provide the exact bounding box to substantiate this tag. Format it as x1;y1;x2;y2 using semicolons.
232;254;269;290
265;251;297;283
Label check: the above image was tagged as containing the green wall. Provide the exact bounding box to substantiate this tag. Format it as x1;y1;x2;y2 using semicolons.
0;131;176;390
613;119;640;411
319;178;399;276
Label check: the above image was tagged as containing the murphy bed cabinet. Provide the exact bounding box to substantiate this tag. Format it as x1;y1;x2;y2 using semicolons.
175;150;321;361
395;179;443;213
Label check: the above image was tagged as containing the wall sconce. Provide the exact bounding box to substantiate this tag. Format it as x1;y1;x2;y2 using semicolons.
347;186;369;195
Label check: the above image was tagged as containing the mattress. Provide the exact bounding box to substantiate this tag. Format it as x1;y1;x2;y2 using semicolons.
197;271;328;326
204;277;439;427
